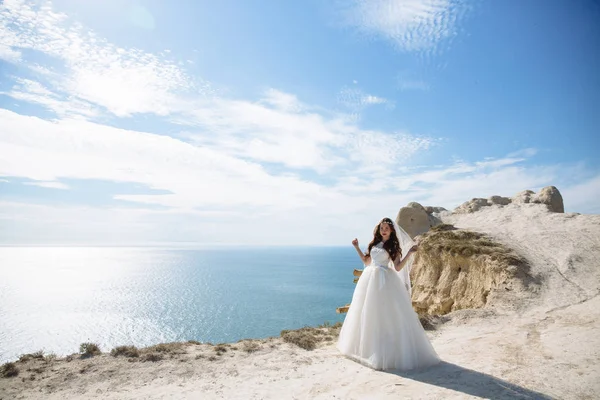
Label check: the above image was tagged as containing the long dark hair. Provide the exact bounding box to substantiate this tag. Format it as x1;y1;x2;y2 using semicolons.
366;218;401;262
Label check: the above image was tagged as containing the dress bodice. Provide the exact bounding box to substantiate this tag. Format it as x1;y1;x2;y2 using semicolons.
370;242;391;268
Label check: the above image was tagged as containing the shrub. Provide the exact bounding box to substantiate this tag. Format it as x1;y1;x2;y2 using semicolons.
79;342;101;358
241;341;260;353
111;346;140;358
18;350;44;362
1;362;19;378
214;344;228;353
281;329;317;351
145;342;184;354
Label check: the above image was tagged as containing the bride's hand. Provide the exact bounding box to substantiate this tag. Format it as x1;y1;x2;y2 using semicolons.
409;244;419;253
351;238;359;247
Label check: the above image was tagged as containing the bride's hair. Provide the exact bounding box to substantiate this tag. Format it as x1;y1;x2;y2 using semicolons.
366;218;401;262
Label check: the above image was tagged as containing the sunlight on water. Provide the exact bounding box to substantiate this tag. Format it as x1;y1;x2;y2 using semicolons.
0;246;356;362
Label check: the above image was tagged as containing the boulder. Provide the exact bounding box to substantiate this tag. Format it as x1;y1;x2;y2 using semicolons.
406;202;426;211
425;206;448;214
453;198;490;214
533;186;564;213
396;206;430;239
512;190;535;204
488;195;511;206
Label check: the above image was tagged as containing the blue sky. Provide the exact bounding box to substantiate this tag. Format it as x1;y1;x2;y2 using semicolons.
0;0;599;245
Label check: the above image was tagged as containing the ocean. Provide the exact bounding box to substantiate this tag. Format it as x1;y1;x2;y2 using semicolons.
0;246;359;363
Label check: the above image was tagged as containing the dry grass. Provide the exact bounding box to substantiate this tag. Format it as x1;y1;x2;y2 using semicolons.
143;342;185;355
18;350;45;363
429;223;457;232
214;344;229;354
281;328;317;350
1;362;19;378
111;346;140;358
281;322;343;350
79;343;101;358
419;225;528;271
239;340;261;353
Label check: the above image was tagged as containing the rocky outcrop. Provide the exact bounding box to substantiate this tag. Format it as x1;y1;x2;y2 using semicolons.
406;202;426;211
410;225;533;315
425;206;448;214
532;186;564;213
453;198;491;214
488;195;511;206
396;204;430;239
396;202;447;238
512;190;535;204
453;186;564;214
427;213;443;230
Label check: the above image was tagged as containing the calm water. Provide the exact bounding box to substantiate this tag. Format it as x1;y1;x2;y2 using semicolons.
0;246;359;362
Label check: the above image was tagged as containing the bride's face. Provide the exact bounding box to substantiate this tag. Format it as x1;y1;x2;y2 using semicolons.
379;223;392;239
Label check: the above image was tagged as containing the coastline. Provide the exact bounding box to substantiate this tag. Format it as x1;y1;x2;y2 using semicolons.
2;300;599;399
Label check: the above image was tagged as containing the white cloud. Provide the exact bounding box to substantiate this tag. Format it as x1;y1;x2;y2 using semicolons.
178;89;424;173
561;175;600;214
1;108;597;245
507;148;538;158
23;180;69;190
336;86;395;121
2;78;98;118
345;130;435;170
0;109;344;212
361;95;387;105
261;89;304;112
338;86;391;110
0;200;160;245
0;108;438;217
0;1;424;177
0;107;423;245
3;158;596;246
0;43;21;63
0;0;208;117
338;0;470;54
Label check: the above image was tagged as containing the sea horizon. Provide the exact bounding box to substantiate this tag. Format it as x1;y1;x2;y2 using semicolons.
0;243;351;248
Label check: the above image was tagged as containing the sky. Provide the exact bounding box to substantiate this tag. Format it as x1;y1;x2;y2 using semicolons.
0;0;599;246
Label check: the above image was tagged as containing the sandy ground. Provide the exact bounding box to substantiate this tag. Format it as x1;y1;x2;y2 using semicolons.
2;204;599;399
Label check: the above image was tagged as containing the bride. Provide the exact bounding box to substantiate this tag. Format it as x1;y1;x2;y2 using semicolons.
336;217;441;371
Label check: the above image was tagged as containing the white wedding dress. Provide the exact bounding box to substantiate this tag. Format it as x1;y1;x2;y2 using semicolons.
337;242;441;371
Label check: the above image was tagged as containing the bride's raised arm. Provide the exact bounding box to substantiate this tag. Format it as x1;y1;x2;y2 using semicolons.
352;238;371;265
